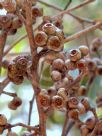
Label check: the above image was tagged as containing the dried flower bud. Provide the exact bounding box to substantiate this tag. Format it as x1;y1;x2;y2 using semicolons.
42;23;56;35
79;45;89;56
77;103;85;115
52;58;65;72
32;6;43;18
69;49;81;62
65;59;76;70
81;97;90;110
57;88;68;101
85;117;96;130
68;97;79;109
68;109;79;120
12;17;22;29
78;85;87;96
52;95;64;109
8;97;22;110
0;114;7;126
51;70;62;81
34;31;48;46
47;36;63;51
52;17;63;29
85;58;97;71
97;65;102;75
47;86;57;97
80;125;89;136
7;132;17;136
38;92;50;108
77;59;86;70
91;38;102;52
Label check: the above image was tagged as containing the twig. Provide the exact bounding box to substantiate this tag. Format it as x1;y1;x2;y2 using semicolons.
53;0;95;18
64;22;102;43
64;0;72;10
28;93;35;125
0;30;7;70
38;0;95;24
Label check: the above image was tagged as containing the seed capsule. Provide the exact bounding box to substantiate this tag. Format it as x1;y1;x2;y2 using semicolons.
78;85;87;96
51;70;62;81
85;58;97;71
32;6;43;18
38;92;50;108
81;97;90;110
47;36;63;51
52;95;64;109
47;86;57;97
79;45;89;56
0;114;7;126
85;117;96;130
91;38;102;52
42;23;56;35
68;109;79;120
57;88;68;101
69;49;81;62
52;58;65;71
12;17;22;29
68;97;79;109
8;97;22;110
34;31;48;46
77;59;86;70
97;65;102;75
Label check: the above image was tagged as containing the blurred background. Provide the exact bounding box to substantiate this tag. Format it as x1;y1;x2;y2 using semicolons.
0;0;102;135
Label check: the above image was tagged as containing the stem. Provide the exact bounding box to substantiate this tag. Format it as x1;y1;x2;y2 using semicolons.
64;22;102;43
28;93;35;125
64;0;72;10
0;30;7;69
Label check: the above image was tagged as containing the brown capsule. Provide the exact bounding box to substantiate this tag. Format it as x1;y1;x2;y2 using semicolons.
77;59;86;70
52;17;63;29
51;70;62;81
8;74;24;85
12;17;22;29
68;97;79;109
34;31;48;46
8;97;22;110
77;103;85;115
85;117;96;130
85;58;97;71
52;58;65;71
52;95;64;109
47;86;57;97
47;36;63;51
65;59;76;70
57;88;68;101
0;114;7;126
32;6;43;18
79;45;89;56
78;85;87;96
97;65;102;75
91;38;102;52
80;125;89;136
8;61;18;76
68;109;79;120
38;92;50;108
69;49;81;62
7;131;17;136
43;16;51;23
81;97;90;110
42;23;56;35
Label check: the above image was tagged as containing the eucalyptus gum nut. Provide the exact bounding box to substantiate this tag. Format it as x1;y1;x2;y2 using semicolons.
0;114;7;126
85;117;96;130
42;23;56;35
8;75;24;85
68;97;79;109
52;58;65;71
52;95;64;109
57;88;68;101
47;86;57;96
81;97;90;110
78;85;87;96
47;36;63;51
34;31;48;46
65;59;76;70
91;38;102;52
69;49;81;62
77;59;86;70
51;70;62;81
32;6;43;18
79;45;89;56
68;109;79;120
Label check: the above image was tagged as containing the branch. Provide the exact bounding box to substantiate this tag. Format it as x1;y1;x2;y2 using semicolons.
64;22;102;43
